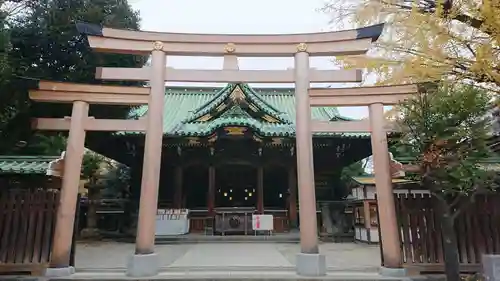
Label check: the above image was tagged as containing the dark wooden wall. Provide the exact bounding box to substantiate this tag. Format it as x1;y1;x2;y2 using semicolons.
0;188;59;275
393;193;500;273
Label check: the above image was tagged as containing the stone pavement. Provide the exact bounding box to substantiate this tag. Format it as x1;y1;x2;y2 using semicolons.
47;271;410;281
1;244;391;281
75;241;381;272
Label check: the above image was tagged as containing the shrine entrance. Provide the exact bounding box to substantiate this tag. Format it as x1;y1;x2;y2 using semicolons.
216;164;256;208
214;165;289;209
30;20;422;278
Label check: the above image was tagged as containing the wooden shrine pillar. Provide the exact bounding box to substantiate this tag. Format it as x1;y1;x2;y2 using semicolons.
369;103;402;269
50;101;88;268
257;166;264;214
208;166;215;215
134;44;166;257
288;166;298;228
173;166;183;209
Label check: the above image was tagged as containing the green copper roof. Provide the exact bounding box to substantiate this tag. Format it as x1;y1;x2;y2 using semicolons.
0;156;59;174
183;84;292;125
127;83;368;138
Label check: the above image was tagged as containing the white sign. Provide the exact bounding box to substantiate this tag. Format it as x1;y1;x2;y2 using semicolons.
252;214;273;231
155;209;189;236
156;209;188;220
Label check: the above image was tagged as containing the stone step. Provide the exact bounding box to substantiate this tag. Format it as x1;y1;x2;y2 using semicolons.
74;266;380;272
41;270;411;281
154;235;301;244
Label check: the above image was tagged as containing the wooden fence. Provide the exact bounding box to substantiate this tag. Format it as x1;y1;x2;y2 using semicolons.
0;188;59;275
394;193;500;273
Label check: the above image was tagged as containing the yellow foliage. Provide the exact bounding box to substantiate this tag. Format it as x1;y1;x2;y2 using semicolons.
321;0;500;90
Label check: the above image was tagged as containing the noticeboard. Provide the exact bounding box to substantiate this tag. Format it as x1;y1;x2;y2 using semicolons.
155;209;189;236
252;214;273;231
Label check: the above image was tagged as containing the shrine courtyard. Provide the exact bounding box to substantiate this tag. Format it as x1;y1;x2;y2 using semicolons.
71;241;382;279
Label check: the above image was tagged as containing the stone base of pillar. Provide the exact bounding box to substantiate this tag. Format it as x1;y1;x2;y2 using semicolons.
295;253;326;276
126;253;159;277
44;266;75;277
379;266;407;277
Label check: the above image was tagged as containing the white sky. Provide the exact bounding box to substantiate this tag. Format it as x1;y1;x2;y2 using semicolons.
130;0;373;119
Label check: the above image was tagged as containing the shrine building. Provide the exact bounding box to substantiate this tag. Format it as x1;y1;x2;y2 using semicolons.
89;82;373;233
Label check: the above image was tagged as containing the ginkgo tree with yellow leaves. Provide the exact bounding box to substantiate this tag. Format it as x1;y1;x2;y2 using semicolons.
321;0;500;89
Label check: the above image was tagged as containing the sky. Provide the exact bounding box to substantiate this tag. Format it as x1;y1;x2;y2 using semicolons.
129;0;372;119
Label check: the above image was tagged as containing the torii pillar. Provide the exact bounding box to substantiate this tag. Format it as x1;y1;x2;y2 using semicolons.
294;43;326;276
369;103;405;276
127;42;166;277
45;101;87;277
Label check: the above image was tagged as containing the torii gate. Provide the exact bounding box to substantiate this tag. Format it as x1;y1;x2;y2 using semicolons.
29;81;148;277
29;21;416;278
308;84;420;276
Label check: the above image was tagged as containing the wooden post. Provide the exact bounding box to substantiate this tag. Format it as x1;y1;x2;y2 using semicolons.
257;166;264;213
69;194;81;267
50;101;88;269
363;200;371;230
288;166;298;228
134;45;166;255
208;166;215;215
369;103;402;269
174;167;183;209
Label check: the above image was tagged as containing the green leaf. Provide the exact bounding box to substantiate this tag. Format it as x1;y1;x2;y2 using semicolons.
397;83;497;200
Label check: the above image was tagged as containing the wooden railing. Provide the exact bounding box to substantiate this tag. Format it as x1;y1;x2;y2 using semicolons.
394;193;500;273
189;209;212;233
265;209;289;233
273;217;289;233
0;189;59;275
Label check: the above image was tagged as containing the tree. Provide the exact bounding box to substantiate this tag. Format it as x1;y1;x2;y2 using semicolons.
101;163;130;199
0;0;146;154
80;150;105;238
340;161;366;183
397;83;497;281
320;0;500;89
0;1;14;127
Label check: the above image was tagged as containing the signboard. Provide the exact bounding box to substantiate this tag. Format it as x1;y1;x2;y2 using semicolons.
155;209;189;236
252;214;273;231
156;208;188;220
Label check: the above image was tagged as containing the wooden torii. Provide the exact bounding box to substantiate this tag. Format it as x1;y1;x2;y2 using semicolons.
307;83;420;275
29;81;148;275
